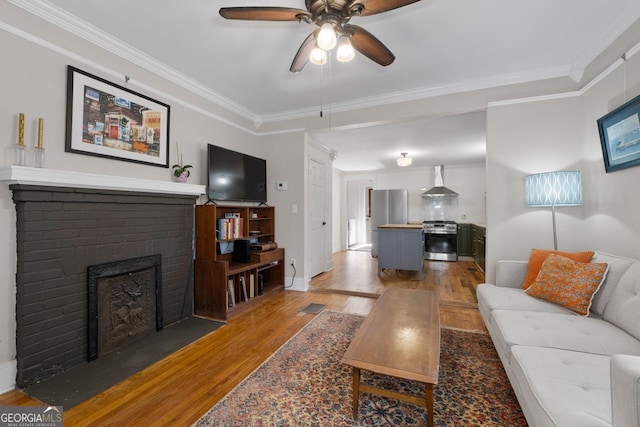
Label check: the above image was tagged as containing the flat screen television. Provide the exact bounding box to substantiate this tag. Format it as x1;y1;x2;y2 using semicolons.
207;144;267;203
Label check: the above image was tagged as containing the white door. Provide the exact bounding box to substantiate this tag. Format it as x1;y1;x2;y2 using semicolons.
309;159;326;278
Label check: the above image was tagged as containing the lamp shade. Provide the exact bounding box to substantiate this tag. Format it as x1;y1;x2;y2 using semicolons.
336;36;355;62
317;23;337;50
525;171;582;207
309;46;327;65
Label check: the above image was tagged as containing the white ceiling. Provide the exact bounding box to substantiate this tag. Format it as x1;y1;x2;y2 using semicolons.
25;0;640;171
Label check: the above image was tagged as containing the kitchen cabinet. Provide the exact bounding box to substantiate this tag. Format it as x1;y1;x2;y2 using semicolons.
457;223;472;256
471;224;486;271
377;225;424;279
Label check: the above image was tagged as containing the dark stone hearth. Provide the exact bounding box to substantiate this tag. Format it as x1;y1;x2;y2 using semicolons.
11;185;197;388
88;254;163;361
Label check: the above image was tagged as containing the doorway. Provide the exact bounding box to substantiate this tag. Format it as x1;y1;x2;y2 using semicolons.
309;158;327;277
346;180;373;251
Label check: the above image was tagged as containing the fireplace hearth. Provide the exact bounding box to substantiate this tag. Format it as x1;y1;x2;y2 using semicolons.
88;255;163;361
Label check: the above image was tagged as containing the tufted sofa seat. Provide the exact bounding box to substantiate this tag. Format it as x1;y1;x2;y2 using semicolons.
477;251;640;426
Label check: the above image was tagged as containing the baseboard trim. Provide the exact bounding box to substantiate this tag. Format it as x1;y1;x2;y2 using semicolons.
285;276;308;292
0;359;17;394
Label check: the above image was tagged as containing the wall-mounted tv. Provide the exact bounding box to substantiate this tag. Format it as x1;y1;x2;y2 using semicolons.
207;144;267;203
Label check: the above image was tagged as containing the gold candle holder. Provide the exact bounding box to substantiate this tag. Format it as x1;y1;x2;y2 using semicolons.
18;113;25;146
38;118;43;149
13;113;27;166
33;117;45;168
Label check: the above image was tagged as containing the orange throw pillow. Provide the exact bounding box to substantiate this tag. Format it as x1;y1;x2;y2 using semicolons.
521;249;594;289
525;254;608;316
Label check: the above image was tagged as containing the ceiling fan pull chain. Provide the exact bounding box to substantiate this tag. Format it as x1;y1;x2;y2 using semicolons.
320;60;324;117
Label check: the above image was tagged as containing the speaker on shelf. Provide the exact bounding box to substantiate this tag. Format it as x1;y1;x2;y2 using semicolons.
257;273;264;295
232;239;251;263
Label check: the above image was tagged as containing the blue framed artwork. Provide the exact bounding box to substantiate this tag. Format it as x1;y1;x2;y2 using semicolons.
597;92;640;173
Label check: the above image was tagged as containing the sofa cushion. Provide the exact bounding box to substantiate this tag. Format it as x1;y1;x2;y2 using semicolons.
603;262;640;341
610;355;640;427
525;254;608;316
491;310;640;359
510;346;612;427
590;251;636;316
521;248;594;289
477;284;571;322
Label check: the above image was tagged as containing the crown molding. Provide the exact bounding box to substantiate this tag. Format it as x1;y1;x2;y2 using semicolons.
569;0;640;84
260;65;573;123
488;37;640;108
8;0;258;124
8;0;640;133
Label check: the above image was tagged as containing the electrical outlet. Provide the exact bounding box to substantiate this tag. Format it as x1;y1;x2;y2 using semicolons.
290;258;296;267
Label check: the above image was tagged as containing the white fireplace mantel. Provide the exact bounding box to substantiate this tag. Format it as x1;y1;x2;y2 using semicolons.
0;166;206;197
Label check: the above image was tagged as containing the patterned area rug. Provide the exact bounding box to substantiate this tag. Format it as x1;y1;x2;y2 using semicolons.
194;310;526;426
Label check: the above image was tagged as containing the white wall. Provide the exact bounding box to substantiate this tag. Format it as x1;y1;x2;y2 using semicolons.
332;168;345;253
335;163;486;252
485;50;640;282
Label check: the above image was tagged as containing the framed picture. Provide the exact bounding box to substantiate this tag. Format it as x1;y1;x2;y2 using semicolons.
65;66;170;168
597;93;640;173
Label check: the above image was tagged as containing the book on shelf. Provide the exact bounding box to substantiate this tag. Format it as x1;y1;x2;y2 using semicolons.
249;273;255;298
217;217;244;239
240;276;248;302
227;278;235;307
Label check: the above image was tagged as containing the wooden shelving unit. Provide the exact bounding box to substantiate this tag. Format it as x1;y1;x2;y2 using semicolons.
194;205;284;321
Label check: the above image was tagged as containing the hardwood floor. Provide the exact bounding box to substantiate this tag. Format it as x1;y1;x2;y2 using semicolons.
0;250;485;426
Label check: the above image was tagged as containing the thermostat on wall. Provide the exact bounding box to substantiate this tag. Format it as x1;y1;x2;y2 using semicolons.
276;181;288;191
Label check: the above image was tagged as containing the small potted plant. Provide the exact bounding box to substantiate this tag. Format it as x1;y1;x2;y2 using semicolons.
172;142;192;183
172;163;192;183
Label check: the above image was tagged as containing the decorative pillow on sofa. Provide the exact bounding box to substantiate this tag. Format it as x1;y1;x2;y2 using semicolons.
521;249;594;289
525;254;609;316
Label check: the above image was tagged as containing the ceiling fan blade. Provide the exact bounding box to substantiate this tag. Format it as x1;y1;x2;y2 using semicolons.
290;30;320;73
358;0;421;16
219;7;310;21
346;25;395;66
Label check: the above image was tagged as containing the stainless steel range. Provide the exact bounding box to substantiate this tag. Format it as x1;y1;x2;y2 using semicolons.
423;220;458;261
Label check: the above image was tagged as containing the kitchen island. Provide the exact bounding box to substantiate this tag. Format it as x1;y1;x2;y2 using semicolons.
377;224;424;279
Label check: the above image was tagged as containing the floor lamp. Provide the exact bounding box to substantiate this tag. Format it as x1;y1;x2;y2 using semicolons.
525;171;582;250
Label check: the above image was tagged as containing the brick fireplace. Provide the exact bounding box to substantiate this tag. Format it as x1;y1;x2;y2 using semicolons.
9;171;202;388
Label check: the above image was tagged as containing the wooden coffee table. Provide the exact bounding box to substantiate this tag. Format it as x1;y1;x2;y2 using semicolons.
341;288;440;426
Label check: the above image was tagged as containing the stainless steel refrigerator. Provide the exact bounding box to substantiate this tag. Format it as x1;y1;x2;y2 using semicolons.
370;189;408;257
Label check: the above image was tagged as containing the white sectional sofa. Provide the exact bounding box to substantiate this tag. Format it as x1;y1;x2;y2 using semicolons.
477;251;640;427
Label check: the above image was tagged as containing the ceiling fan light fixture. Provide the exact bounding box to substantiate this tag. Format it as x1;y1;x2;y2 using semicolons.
396;152;412;167
309;46;327;65
317;22;337;50
336;35;355;62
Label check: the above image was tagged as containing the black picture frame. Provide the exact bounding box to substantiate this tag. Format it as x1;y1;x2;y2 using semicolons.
65;66;170;168
597;92;640;173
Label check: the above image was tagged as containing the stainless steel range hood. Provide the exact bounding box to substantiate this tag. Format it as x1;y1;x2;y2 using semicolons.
422;165;459;197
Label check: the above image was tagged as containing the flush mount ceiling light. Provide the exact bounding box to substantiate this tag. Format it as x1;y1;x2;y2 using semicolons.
396;152;412;167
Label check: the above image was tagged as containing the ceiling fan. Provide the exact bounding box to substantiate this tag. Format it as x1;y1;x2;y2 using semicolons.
219;0;421;72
